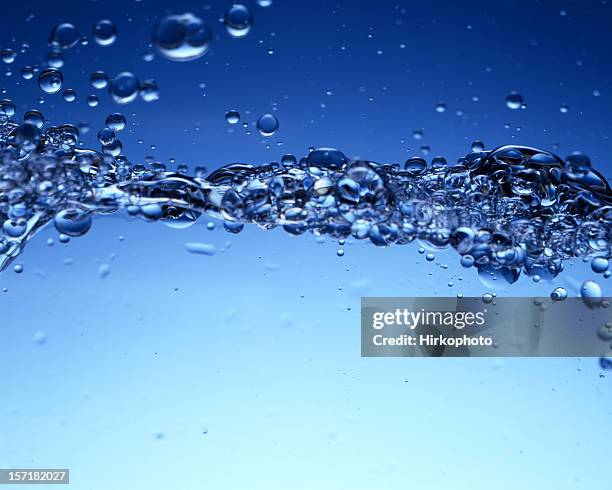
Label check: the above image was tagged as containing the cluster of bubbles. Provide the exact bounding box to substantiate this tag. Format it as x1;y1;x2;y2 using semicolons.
1;111;610;291
13;21;158;105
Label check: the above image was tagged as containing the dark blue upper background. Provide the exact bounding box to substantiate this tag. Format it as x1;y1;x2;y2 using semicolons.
1;0;611;178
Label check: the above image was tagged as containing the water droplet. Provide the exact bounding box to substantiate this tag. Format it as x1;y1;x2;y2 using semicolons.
257;0;272;6
90;71;108;89
580;280;603;309
87;94;99;107
550;287;567;301
98;263;111;279
13;264;23;274
560;104;569;114
505;92;523;109
109;72;139;104
152;13;213;62
591;257;609;274
471;140;485;152
54;209;92;237
24;110;44;128
1;49;16;64
337;249;344;257
482;293;494;304
93;19;118;46
435;102;446;113
62;88;76;102
49;23;80;49
256;113;279;136
224;3;253;38
0;99;16;117
425;253;435;261
139;79;159;102
105;113;126;131
185;242;216;255
225;110;240;124
37;68;63;94
98;127;116;146
33;331;47;345
20;66;34;80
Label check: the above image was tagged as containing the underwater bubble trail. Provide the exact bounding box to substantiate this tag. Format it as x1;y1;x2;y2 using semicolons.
0;117;611;286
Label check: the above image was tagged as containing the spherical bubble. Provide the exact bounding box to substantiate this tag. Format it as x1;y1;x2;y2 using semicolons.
404;157;427;175
90;71;108;89
54;208;92;236
471;140;485;152
550;287;567;301
0;99;16;116
21;66;34;80
581;280;603;309
435;102;446;113
225;110;240;124
460;255;475;268
482;293;494;304
257;0;272;6
45;50;64;68
139;79;159;102
49;23;80;49
24;110;45;128
93;19;118;46
102;140;122;156
591;257;609;274
224;3;253;38
62;88;76;102
281;154;297;166
3;218;28;237
105;112;126;131
37;68;63;94
152;13;213;61
109;72;139;104
597;322;612;341
86;94;99;107
14;122;41;151
560;104;569;113
1;49;16;64
98;127;116;146
506;92;523;109
256;113;279;136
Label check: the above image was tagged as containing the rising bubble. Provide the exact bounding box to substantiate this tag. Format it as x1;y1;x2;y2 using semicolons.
256;113;279;136
37;68;63;94
224;4;253;38
152;13;212;62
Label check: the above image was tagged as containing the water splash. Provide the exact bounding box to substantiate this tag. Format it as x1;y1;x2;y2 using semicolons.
0;116;611;283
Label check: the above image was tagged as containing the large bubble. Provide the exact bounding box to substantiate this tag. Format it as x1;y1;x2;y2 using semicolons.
152;13;212;62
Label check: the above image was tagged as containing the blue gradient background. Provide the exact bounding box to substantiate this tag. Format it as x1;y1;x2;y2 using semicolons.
1;0;611;488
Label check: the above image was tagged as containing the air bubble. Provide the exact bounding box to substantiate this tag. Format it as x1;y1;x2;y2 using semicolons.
49;23;80;49
505;92;523;110
37;68;63;94
93;19;118;46
581;280;603;309
109;72;139;104
62;88;76;102
550;287;567;301
256;113;279;136
225;110;240;124
224;4;253;38
90;71;109;89
54;209;92;237
105;113;126;131
152;13;212;62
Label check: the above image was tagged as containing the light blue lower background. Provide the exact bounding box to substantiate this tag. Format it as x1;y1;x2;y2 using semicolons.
1;214;610;489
